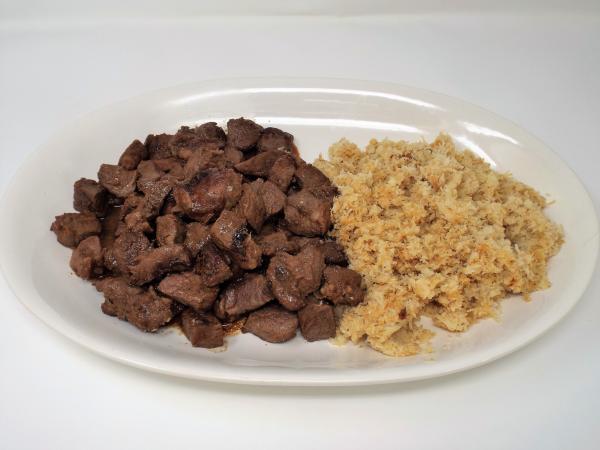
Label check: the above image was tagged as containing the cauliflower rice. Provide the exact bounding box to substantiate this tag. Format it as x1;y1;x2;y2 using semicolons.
314;134;564;357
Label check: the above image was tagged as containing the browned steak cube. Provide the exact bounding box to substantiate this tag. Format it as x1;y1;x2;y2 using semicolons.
118;139;147;170
170;126;206;156
183;149;226;183
155;214;185;246
144;133;175;160
96;278;175;332
317;240;348;265
152;157;182;173
157;272;218;311
242;305;298;343
181;147;226;182
170;123;226;155
137;178;173;220
121;210;152;235
320;266;365;306
294;162;337;200
214;274;273;319
98;164;137;198
129;245;191;285
268;154;296;192
195;243;233;286
266;245;325;311
184;222;211;257
119;193;144;220
255;230;299;257
195;122;227;147
51;212;102;248
210;210;262;270
173;168;242;222
181;309;224;348
223;145;243;166
260;180;286;216
103;231;151;275
99;206;121;249
291;237;348;265
226;117;263;150
136;160;163;187
257;127;293;153
237;180;266;232
284;190;331;237
70;236;103;279
298;300;336;342
73;178;108;217
234;150;284;177
210;209;245;249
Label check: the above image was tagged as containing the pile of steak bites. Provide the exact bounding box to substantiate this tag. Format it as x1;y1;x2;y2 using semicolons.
51;118;365;348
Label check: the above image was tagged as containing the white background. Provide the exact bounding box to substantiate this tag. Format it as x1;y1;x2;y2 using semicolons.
1;3;599;449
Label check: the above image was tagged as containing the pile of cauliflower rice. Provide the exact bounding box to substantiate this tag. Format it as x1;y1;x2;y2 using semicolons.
314;134;564;357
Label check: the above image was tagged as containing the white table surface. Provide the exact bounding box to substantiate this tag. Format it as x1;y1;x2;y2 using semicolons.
1;12;599;450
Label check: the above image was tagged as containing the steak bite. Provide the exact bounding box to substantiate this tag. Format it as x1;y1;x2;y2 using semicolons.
234;150;284;177
118;139;147;170
294;162;337;200
100;206;121;248
210;210;262;270
317;240;348;265
51;212;102;248
260;180;286;216
96;277;175;332
257;127;293;153
119;179;173;237
121;210;152;235
129;244;191;285
255;230;298;257
144;133;175;160
284;190;331;237
181;146;226;182
226;117;263;150
320;266;365;306
237;179;286;232
195;122;227;147
73;178;108;217
103;231;151;275
115;194;148;235
214;274;273;319
155;214;185;246
266;245;325;311
157;272;218;311
237;180;266;232
170;123;227;156
242;305;298;343
136;160;163;187
173;168;242;222
119;194;144;220
298;298;336;342
98;164;137;198
159;159;185;183
268;154;296;192
137;178;173;218
291;237;348;265
223;145;243;166
70;235;103;279
161;193;181;215
170;127;207;157
195;243;233;286
184;222;211;257
181;309;224;348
